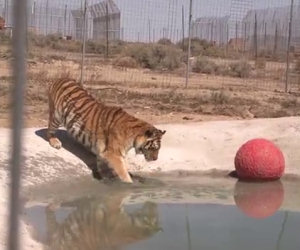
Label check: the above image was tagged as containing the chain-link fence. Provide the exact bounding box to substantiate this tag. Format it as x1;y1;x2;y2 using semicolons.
1;0;300;92
2;1;300;249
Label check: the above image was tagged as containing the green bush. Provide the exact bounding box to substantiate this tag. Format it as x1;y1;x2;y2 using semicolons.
192;57;217;74
86;40;106;54
157;38;173;46
113;56;138;68
229;60;252;78
124;43;182;71
177;38;223;57
210;91;229;104
28;32;81;52
0;32;11;43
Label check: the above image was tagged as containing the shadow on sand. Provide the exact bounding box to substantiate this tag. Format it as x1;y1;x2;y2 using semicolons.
35;128;155;185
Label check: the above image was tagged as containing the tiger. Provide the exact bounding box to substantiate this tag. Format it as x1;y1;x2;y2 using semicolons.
47;78;166;183
45;191;160;250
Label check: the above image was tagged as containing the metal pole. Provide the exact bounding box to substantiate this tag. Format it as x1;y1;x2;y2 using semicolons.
8;0;27;249
274;22;278;56
181;5;184;47
105;1;109;58
64;4;67;37
254;12;258;59
264;22;267;50
45;0;49;35
148;19;151;43
285;0;294;93
4;0;8;25
80;0;87;84
185;0;192;88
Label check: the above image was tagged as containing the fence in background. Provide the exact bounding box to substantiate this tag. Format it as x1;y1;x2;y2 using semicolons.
1;0;300;91
2;1;300;249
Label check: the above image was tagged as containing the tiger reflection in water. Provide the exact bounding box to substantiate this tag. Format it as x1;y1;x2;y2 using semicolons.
45;192;161;250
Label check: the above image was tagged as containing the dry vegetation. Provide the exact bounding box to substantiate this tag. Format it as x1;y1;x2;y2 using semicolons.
1;31;300;127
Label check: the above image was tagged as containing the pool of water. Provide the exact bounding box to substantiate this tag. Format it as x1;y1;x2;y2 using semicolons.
23;176;300;250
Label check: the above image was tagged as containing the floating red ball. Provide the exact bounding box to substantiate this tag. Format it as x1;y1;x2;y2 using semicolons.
234;138;285;180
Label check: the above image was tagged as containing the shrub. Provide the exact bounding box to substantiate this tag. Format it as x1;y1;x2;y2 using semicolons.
177;38;223;57
255;58;266;70
192;57;217;74
229;60;252;78
157;38;173;45
113;56;138;68
124;43;182;71
210;91;229;104
28;32;82;52
86;40;106;54
0;31;10;43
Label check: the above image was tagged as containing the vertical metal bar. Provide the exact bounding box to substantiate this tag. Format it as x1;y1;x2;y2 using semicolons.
148;19;151;43
64;4;67;37
182;5;185;49
285;0;294;93
264;22;267;50
153;28;155;43
45;0;49;35
243;22;246;53
185;0;192;88
4;0;8;25
254;12;258;59
8;0;27;249
33;1;36;30
274;22;278;56
105;1;109;58
226;22;229;55
235;21;238;51
80;0;87;84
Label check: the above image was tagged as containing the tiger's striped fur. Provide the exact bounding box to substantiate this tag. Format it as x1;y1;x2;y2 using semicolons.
47;78;166;183
45;194;160;250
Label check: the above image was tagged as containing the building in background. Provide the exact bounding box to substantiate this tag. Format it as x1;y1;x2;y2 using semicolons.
89;0;120;40
243;5;300;53
191;16;230;45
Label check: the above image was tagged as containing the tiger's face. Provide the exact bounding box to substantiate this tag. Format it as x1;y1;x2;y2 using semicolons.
135;128;166;161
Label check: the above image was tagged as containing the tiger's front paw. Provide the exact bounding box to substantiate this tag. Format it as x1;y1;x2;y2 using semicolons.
49;138;62;149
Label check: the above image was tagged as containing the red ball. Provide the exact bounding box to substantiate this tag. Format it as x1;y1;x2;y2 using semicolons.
234;138;285;180
234;180;284;219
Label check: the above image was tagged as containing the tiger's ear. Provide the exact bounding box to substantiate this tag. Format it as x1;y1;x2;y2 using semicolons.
160;130;166;135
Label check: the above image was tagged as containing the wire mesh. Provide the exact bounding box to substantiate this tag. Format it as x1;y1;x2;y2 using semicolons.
2;1;300;248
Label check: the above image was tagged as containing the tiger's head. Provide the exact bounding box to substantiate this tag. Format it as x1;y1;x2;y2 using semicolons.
134;128;166;161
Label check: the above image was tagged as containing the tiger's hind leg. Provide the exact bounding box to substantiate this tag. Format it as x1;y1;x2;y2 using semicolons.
96;152;133;183
47;98;62;149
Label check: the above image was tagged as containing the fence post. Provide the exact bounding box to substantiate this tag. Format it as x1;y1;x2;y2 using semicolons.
285;0;294;93
274;22;278;56
80;0;87;84
253;12;258;59
264;22;267;50
185;0;193;88
243;22;247;53
64;4;67;37
182;5;185;50
105;1;109;58
45;0;49;35
8;0;27;249
148;18;151;43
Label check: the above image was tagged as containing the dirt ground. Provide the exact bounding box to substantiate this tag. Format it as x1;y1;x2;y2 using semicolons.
1;45;300;129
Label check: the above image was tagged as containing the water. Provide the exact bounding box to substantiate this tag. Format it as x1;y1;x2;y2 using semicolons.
23;176;300;250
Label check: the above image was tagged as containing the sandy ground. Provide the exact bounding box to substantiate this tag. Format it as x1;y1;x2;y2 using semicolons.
1;117;300;249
